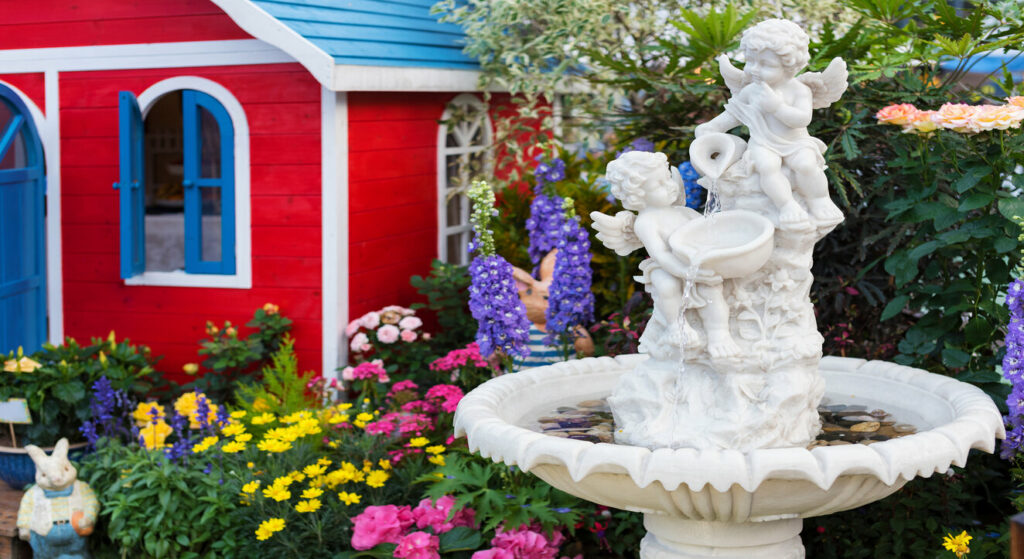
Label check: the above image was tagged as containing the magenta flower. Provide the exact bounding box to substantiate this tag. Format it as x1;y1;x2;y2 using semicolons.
425;384;465;413
412;496;476;534
394;531;440;559
472;550;514;559
491;525;563;559
350;505;415;550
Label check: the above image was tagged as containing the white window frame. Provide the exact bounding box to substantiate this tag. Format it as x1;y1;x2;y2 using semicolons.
436;93;491;265
125;76;252;289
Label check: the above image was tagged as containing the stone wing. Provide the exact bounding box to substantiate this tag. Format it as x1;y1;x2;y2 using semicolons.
590;210;643;256
798;57;849;109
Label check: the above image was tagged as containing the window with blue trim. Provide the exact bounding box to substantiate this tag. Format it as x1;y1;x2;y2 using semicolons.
116;89;235;278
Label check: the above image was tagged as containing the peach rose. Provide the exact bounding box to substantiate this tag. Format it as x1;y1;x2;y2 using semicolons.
931;103;979;133
970;104;1024;131
1007;96;1024;108
875;103;919;126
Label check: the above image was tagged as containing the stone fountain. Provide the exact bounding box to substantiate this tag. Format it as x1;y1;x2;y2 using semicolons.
455;19;1004;558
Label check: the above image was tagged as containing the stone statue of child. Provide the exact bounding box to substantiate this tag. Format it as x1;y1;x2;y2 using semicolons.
601;151;739;359
695;19;847;228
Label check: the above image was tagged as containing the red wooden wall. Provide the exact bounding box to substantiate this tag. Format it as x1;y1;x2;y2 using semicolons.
0;74;46;117
0;0;248;50
347;92;454;318
60;64;323;378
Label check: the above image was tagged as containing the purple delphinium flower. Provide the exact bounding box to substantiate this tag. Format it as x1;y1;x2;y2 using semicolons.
466;180;532;359
678;161;704;210
544;209;595;347
468;255;532;358
215;405;229;429
526;193;567;265
1002;278;1024;459
195;391;212;432
80;420;99;445
89;377;118;424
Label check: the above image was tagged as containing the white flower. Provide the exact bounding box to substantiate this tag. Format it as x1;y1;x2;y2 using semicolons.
398;316;422;331
349;332;369;352
360;312;380;329
377;324;400;344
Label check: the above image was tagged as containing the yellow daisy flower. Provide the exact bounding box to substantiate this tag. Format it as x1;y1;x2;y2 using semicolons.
408;437;429;447
365;470;389;488
338;491;361;505
295;499;321;513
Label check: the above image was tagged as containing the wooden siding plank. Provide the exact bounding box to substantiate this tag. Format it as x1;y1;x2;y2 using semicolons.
252;256;321;288
251;195;322;227
276;18;463;45
2;0;227;25
0;15;250;50
251;134;321;165
348;146;434;181
347;174;435;212
256;0;441;22
246;103;320;135
351;229;436;272
252;226;321;257
349;203;434;242
251;164;322;196
347;92;449;121
347;119;439;151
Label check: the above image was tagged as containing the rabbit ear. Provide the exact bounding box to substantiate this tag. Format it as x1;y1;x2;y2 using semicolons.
53;438;69;463
538;250;558;282
511;266;535;294
25;445;47;467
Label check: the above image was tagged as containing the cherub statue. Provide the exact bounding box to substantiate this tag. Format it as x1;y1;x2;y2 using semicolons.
695;19;848;228
592;151;739;359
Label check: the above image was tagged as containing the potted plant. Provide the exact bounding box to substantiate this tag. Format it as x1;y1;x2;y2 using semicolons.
0;333;154;489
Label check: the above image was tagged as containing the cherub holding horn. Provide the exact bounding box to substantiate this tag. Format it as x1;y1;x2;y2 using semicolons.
695;19;848;227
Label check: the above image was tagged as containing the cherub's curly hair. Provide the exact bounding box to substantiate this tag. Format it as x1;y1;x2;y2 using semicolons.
605;151;678;211
740;19;809;73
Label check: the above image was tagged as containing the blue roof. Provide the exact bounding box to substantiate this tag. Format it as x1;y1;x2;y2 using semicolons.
250;0;478;70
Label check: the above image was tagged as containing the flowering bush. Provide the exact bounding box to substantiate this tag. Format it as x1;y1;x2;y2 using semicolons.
187;303;293;402
0;332;153;447
429;342;497;390
346;305;438;382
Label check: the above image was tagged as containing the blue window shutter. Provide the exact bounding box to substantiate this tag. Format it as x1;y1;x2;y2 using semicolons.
116;91;145;278
182;90;235;275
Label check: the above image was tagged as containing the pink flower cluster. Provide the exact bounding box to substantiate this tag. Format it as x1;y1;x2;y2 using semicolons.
425;384;465;413
340;359;390;383
471;525;577;559
351;497;477;558
430;343;490;372
876;98;1024;135
347;306;429;353
389;380;420;396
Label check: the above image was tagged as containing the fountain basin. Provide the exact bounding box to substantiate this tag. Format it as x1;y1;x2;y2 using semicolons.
669;210;774;279
455;355;1003;557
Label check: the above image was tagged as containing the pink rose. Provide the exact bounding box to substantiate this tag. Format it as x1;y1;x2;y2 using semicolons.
360;311;381;329
350;505;415;550
394;531;440;559
472;550;514;559
399;316;423;330
341;366;355;381
360;343;372;352
349;332;369;352
345;319;362;338
401;329;418;343
377;324;400;344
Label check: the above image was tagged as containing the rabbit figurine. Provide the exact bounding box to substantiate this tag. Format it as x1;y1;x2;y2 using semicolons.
16;438;98;559
511;249;594;369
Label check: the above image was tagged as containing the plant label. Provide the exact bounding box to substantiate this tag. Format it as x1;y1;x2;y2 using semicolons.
0;399;31;424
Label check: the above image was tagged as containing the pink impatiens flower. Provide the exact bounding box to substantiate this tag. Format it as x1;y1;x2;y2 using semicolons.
377;324;400;344
394;531;440;559
425;384;465;413
350;505;415;550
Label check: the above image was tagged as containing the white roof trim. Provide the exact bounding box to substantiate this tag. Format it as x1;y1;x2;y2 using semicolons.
210;0;486;92
211;0;336;87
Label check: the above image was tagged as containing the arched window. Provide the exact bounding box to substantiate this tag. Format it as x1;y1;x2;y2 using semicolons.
117;77;250;288
437;94;491;265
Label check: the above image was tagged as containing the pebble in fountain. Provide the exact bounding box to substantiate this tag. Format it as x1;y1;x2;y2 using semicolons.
591;18;849;451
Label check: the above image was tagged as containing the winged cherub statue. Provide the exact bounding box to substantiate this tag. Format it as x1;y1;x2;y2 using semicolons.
695;19;848;229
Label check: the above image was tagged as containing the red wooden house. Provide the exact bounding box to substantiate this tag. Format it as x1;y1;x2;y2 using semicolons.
0;0;493;379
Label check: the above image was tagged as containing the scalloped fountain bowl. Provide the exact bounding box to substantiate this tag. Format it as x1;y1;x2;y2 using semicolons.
454;355;1004;558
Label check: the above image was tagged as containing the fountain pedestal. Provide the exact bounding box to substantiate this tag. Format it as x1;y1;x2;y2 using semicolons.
641;516;803;559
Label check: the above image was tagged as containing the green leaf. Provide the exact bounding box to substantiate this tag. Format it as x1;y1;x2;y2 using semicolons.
439;526;484;552
941;348;971;369
881;295;909;321
952;166;991;193
52;380;85;404
998;197;1024;221
964;316;991;346
958;192;994;212
995;236;1017;253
